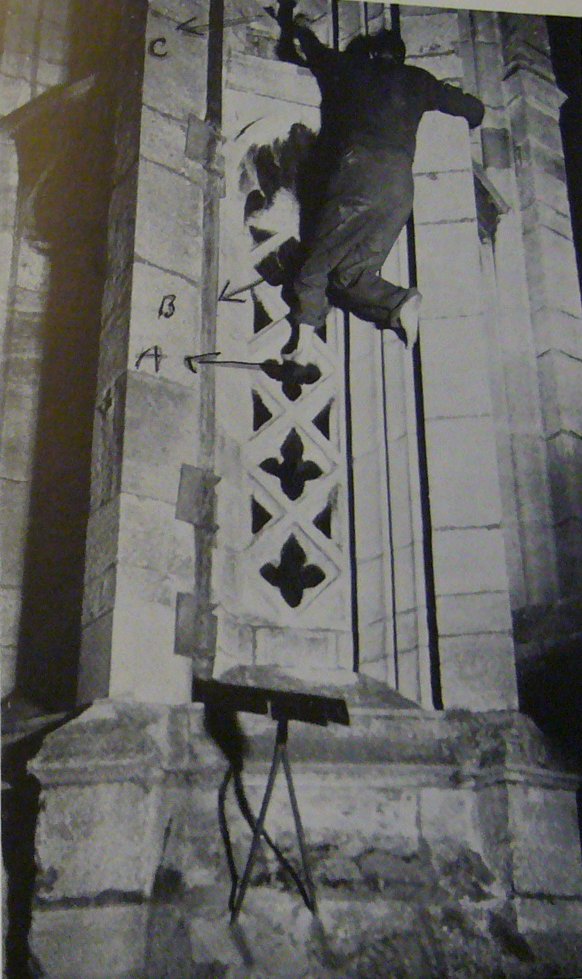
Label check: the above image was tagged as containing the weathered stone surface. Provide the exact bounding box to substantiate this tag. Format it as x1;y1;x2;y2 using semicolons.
509;785;582;896
134;159;204;281
415;221;483;319
433;526;510;596
121;371;201;504
426;416;503;529
30;905;148;979
437;591;513;638
440;633;518;710
18;705;581;978
415;170;477;225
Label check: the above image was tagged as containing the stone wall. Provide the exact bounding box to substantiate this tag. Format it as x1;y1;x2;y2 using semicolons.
15;702;581;978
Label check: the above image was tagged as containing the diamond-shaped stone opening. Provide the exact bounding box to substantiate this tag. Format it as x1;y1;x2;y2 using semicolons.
259;429;322;500
251;497;273;534
312;401;332;440
313;501;332;539
260;534;326;608
251;288;273;333
252;390;273;431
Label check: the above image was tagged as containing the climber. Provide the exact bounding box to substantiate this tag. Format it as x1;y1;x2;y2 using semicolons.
270;1;485;358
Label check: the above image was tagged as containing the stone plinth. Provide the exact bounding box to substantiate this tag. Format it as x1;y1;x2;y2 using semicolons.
16;701;582;978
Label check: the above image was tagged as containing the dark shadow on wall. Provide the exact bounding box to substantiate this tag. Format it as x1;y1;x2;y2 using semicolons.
547;15;582;294
2;708;86;978
13;1;123;710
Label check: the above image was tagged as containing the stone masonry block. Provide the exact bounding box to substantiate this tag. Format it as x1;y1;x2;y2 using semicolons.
226;52;319;106
30;905;148;979
1;644;17;698
89;373;126;512
530;307;581;360
425;416;503;529
128;258;202;386
82;564;117;626
509;433;554;526
0;387;38;481
35;59;67;89
475;784;513;884
419;787;483;852
134;160;203;281
2;1;41;56
515;896;582;939
358;555;387;624
106;168;138;283
401;12;461;58
0;586;21;646
118;492;195;581
121;371;201;505
140;105;192;178
34;781;163;900
415;113;473;175
414;171;477;225
83;497;121;584
245;768;420;855
396;647;422;704
504;68;564;121
517;160;572;217
415;222;483;319
407;52;463;83
37;13;69;65
521;197;575;243
0;75;34;115
254;627;341;672
433;527;510;595
381;439;414;550
175;590;217;676
538;349;582;437
0;478;30;587
510;99;563;157
142;11;207;121
523;225;581;320
436;591;513;637
109;570;193;703
393;543;417;613
439;632;518;710
547;433;582;524
421;316;493;419
509;785;582;897
78;613;114;702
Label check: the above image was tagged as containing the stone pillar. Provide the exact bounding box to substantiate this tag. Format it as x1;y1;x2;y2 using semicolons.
457;9;560;618
78;0;215;704
402;8;518;711
500;13;582;600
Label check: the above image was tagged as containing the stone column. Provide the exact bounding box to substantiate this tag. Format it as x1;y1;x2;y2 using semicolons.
402;8;518;710
500;13;582;600
78;0;214;704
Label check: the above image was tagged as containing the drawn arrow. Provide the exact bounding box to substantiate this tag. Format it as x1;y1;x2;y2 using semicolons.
218;277;265;303
184;352;263;374
177;14;265;36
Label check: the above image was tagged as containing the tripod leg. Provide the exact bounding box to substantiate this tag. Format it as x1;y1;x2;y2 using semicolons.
230;741;282;923
280;747;317;913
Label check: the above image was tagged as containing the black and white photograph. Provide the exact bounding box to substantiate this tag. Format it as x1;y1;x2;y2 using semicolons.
1;0;581;974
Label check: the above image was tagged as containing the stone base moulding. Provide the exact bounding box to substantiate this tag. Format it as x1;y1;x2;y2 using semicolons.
3;700;578;978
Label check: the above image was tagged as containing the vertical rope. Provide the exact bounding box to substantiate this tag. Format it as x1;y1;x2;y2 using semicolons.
391;4;443;709
380;339;400;690
331;0;360;672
